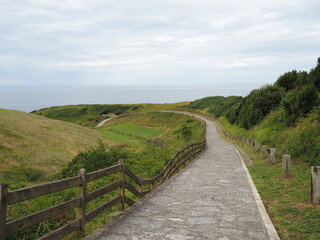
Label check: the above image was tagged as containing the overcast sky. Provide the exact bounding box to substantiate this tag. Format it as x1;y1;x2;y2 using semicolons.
0;0;319;87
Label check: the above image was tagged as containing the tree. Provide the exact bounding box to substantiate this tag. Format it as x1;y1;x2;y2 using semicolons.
282;84;318;125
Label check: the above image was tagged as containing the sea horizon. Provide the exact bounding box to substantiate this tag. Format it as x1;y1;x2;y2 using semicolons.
0;85;256;112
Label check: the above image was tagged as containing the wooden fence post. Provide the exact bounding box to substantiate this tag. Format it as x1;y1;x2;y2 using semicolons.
76;169;87;237
270;148;277;164
151;177;155;190
282;155;291;178
138;177;143;197
254;142;260;152
261;145;267;159
118;159;125;211
311;166;320;204
0;184;7;240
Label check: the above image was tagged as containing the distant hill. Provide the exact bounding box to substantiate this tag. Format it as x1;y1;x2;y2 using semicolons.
31;102;188;127
0;109;108;184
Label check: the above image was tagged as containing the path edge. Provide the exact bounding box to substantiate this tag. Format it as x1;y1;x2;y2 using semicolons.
234;148;281;240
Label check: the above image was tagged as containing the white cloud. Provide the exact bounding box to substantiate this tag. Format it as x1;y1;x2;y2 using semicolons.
0;0;319;86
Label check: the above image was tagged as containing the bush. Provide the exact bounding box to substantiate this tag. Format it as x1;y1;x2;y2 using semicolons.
209;96;243;117
187;96;225;109
236;85;284;129
276;70;300;91
309;63;320;90
23;168;44;182
289;124;320;165
174;124;193;142
282;84;319;125
59;141;129;178
225;101;242;124
187;96;243;118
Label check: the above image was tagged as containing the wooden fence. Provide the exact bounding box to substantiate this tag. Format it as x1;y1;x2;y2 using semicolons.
0;140;206;240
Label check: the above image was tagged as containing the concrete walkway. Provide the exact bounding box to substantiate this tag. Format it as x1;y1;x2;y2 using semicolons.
85;116;279;240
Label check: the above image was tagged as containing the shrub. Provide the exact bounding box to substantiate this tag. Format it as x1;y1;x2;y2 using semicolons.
289;124;320;165
309;63;320;90
276;70;299;91
174;124;193;142
282;84;318;125
225;101;242;124
236;85;284;129
59;141;129;177
23;168;45;182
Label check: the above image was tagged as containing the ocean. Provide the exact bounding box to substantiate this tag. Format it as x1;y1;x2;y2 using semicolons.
0;86;252;112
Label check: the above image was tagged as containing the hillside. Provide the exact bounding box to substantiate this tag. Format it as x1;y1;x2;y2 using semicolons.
31;102;188;127
0;109;110;185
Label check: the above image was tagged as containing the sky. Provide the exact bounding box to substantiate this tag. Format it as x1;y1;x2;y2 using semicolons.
0;0;319;87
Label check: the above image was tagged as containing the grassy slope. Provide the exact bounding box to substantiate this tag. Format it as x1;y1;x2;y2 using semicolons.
101;122;164;138
95;112;205;178
32;102;189;127
0;109;112;183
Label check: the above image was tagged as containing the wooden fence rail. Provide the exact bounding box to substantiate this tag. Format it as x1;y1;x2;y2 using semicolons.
0;140;206;240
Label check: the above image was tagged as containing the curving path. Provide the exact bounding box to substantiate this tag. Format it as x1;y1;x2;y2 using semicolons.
85;115;280;240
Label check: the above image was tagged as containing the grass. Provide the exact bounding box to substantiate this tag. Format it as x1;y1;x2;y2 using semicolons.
32;102;189;127
105;122;164;138
97;129;137;143
4;110;206;239
0;109;112;185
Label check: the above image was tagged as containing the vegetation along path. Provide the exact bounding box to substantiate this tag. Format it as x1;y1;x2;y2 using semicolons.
85;115;280;240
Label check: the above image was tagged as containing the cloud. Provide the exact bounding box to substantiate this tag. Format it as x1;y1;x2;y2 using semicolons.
0;0;319;86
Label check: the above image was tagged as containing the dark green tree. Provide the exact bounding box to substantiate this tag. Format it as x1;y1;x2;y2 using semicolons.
282;84;318;125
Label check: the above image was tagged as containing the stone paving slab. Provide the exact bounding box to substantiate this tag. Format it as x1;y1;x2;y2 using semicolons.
85;116;279;240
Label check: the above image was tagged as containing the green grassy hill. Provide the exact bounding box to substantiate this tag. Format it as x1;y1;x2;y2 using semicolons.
0;109;110;185
31;102;188;127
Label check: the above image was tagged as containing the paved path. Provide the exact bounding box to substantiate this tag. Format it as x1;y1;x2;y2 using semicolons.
85;116;279;240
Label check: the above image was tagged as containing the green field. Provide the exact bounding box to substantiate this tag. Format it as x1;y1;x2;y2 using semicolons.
97;122;164;143
97;129;137;143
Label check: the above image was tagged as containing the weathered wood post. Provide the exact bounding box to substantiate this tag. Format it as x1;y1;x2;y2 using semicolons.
282;155;291;178
138;177;143;197
76;169;87;237
255;142;260;152
151;177;155;190
270;148;277;164
0;184;7;240
311;166;320;204
118;159;125;211
261;145;267;159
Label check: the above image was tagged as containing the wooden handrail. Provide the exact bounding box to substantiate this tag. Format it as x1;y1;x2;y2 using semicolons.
7;176;82;205
86;181;121;203
124;167;142;186
0;139;206;240
86;164;121;182
6;198;82;236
